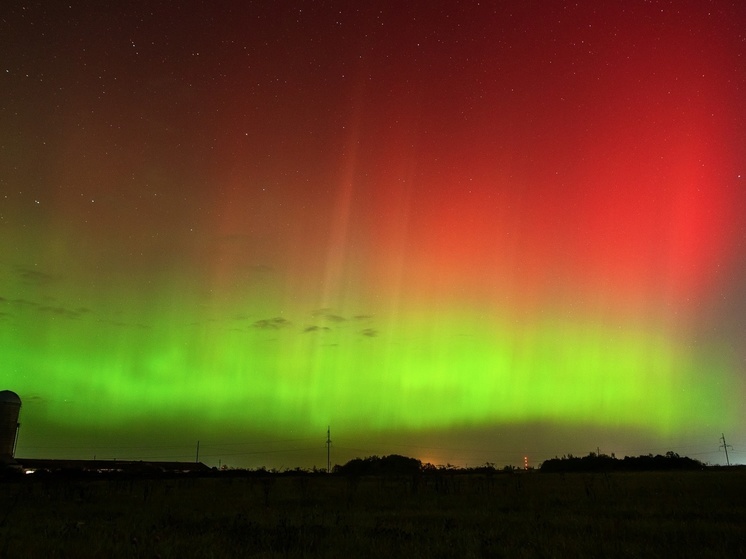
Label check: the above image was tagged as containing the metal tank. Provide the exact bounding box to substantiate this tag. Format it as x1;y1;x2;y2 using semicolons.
0;390;22;462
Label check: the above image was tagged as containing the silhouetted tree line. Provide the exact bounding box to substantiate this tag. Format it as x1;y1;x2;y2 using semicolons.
333;456;519;476
539;451;705;473
3;451;713;481
333;454;422;476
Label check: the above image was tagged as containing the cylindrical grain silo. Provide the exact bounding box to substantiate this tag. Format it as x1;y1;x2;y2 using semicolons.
0;390;22;462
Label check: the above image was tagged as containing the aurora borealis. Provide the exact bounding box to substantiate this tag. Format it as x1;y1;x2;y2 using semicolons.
2;1;745;468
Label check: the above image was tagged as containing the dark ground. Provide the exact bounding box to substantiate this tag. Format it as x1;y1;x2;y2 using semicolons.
1;470;744;558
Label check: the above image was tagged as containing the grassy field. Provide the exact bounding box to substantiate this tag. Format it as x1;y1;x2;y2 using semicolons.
1;470;744;558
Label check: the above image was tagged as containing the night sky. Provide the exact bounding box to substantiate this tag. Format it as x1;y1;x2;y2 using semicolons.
2;0;745;469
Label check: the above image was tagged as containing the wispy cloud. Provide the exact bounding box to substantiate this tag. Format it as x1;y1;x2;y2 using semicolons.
15;266;59;285
1;295;95;321
97;319;150;329
311;309;347;322
37;305;86;319
303;325;331;333
353;314;374;320
253;317;292;330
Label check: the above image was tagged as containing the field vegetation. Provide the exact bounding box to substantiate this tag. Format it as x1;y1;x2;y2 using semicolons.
1;457;744;558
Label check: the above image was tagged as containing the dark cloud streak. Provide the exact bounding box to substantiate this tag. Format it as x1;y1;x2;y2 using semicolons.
15;267;60;285
253;317;292;330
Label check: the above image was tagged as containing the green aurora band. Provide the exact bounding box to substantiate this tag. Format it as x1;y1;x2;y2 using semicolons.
3;294;736;441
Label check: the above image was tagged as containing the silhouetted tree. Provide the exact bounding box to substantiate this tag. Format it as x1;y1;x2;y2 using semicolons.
540;452;704;473
334;455;422;476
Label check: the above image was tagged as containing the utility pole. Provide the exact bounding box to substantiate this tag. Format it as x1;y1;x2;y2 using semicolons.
326;426;332;473
196;440;200;463
720;433;732;466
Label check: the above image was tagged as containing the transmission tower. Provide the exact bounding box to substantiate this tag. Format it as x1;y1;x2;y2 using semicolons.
326;426;332;473
720;433;733;466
